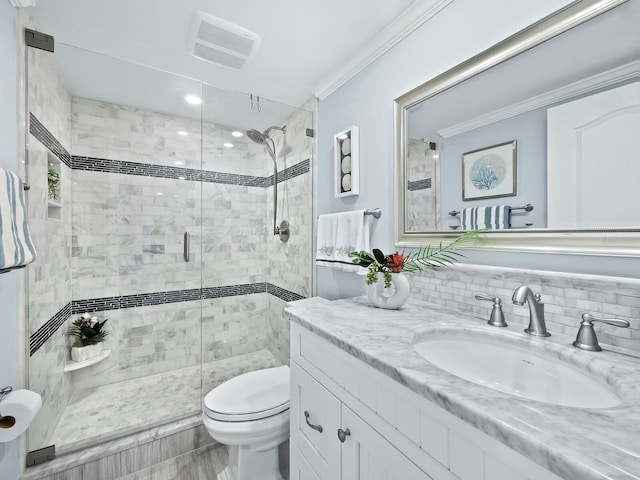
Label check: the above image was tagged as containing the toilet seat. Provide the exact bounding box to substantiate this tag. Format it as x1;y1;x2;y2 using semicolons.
204;365;290;422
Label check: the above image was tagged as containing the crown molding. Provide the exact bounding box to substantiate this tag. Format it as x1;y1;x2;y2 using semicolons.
313;0;453;100
437;60;640;138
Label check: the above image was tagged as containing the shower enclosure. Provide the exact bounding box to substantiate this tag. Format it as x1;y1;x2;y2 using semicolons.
24;40;313;460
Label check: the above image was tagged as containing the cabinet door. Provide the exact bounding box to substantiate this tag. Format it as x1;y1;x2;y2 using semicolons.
291;442;322;480
341;405;433;480
291;361;342;480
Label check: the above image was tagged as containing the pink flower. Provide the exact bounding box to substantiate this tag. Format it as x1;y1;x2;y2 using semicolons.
386;252;406;273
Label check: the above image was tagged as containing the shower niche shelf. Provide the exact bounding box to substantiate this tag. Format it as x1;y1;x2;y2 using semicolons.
64;349;111;372
47;152;62;221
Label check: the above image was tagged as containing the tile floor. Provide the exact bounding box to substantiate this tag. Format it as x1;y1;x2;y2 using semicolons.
52;349;282;452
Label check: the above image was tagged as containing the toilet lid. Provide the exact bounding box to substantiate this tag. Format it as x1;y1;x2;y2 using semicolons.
204;366;290;422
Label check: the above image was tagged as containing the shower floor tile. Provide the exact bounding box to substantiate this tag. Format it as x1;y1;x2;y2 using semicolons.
51;349;281;453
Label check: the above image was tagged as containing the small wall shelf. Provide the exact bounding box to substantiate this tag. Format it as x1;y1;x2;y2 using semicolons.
64;349;111;372
47;152;62;221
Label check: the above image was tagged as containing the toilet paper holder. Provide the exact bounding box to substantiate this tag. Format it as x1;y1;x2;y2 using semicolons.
0;386;13;418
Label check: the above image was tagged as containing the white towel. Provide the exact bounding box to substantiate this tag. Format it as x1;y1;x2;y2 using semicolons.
461;206;510;230
0;167;37;272
316;210;370;274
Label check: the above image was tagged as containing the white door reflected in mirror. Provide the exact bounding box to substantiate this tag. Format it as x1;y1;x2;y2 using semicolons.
547;82;640;229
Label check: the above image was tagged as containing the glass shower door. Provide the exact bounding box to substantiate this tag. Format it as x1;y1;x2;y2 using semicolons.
25;43;204;454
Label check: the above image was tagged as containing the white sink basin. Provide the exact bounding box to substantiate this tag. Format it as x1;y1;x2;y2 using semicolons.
413;333;621;408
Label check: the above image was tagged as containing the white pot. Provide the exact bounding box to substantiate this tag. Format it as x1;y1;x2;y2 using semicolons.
71;343;103;362
366;272;410;309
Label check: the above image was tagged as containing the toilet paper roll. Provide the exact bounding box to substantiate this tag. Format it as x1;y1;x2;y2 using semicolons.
0;389;42;442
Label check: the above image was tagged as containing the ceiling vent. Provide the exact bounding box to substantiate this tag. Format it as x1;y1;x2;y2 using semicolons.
188;12;261;70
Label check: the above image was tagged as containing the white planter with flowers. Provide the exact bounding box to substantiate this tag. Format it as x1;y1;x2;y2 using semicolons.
349;230;482;309
69;313;109;363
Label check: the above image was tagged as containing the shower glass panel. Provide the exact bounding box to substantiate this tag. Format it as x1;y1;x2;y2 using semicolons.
199;84;315;390
26;43;204;454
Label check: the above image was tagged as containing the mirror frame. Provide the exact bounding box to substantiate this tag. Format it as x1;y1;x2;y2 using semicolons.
394;0;640;256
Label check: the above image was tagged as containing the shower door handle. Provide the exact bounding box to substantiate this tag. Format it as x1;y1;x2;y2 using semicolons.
183;232;190;262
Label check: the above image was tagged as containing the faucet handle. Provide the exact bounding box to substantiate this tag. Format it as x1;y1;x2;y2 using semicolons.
475;294;508;327
572;313;630;352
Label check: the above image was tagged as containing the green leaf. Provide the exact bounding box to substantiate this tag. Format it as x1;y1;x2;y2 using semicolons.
372;248;386;263
401;229;483;273
348;251;374;267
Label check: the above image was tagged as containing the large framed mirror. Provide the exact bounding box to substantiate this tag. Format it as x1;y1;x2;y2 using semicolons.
394;0;640;254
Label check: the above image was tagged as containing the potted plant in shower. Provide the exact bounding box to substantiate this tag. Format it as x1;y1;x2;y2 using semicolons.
69;313;109;362
47;168;59;200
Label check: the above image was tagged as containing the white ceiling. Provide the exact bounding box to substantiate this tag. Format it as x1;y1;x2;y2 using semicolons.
26;0;451;129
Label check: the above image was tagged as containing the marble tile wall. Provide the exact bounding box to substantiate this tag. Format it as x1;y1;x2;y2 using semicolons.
200;182;266;288
70;169;203;299
28;47;71;148
409;263;640;352
26;39;74;452
406;138;437;231
201;294;268;365
69;301;201;391
265;98;315;363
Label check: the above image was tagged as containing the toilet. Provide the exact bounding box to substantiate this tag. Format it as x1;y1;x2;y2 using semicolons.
202;365;290;480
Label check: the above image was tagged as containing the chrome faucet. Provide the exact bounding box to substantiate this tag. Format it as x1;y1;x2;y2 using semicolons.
573;313;630;351
512;286;550;337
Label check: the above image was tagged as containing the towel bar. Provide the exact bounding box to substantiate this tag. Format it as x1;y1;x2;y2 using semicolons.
448;204;533;217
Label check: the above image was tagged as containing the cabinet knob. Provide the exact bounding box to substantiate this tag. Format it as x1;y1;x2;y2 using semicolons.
337;428;351;443
304;411;323;433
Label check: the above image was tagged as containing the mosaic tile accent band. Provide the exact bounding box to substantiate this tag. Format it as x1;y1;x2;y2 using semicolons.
73;156;266;187
29;302;72;356
72;155;310;187
29;283;305;356
30;114;310;187
272;159;311;185
408;178;432;191
267;283;305;302
29;113;72;167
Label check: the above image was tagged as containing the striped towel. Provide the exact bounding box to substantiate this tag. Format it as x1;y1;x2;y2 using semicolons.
461;206;510;230
0;167;37;272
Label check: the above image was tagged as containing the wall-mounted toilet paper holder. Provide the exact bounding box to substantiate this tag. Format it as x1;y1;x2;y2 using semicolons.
0;386;13;418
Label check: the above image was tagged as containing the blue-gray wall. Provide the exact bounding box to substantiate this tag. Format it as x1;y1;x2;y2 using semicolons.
0;1;19;479
317;0;640;299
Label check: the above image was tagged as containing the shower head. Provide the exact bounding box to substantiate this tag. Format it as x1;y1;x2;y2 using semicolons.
245;125;286;145
246;128;267;145
245;124;289;243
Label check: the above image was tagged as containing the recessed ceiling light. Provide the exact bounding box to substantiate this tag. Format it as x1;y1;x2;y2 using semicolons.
185;95;202;105
178;130;189;136
224;143;234;148
337;134;348;140
157;192;163;196
174;161;184;165
231;131;243;137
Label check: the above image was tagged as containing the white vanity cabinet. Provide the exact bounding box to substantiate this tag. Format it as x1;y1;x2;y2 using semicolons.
291;361;428;479
289;323;563;480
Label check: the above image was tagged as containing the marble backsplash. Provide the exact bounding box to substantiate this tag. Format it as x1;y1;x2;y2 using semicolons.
409;263;640;352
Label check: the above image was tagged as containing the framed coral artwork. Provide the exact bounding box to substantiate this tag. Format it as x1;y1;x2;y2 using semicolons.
334;126;359;197
462;140;517;201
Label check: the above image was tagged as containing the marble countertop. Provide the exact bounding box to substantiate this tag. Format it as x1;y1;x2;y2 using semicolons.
285;296;640;480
